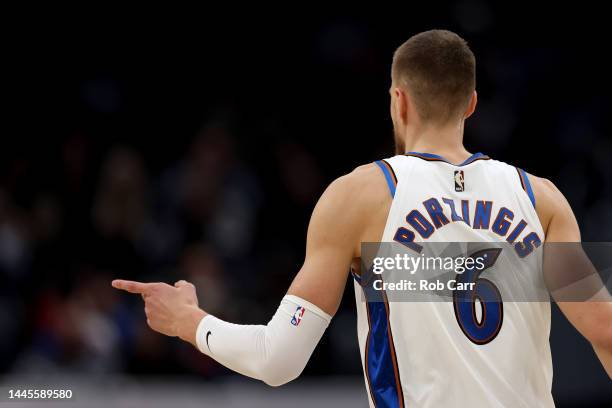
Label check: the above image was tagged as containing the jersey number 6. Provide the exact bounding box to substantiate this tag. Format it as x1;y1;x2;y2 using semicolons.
452;248;503;345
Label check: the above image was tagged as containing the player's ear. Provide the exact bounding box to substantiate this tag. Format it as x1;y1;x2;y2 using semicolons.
393;87;409;125
464;90;477;119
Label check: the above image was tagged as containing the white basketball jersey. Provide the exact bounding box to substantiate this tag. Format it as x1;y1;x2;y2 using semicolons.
354;152;553;408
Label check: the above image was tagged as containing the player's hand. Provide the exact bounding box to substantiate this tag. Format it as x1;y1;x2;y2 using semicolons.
112;279;207;346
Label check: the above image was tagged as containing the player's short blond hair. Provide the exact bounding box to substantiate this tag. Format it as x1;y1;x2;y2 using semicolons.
392;30;476;124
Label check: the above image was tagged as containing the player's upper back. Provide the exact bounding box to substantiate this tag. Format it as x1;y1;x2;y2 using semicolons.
377;151;544;247
352;152;554;407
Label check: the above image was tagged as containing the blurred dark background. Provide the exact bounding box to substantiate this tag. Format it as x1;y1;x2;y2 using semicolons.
2;4;611;407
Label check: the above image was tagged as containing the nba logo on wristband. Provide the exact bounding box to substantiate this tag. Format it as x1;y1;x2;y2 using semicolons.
290;306;306;326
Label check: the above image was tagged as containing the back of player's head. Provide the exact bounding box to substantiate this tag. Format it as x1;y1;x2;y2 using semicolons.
392;30;475;125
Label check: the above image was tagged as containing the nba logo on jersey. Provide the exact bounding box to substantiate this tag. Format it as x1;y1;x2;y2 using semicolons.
454;170;465;191
290;306;305;326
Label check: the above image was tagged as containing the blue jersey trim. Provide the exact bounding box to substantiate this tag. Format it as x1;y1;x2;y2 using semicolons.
375;160;397;198
459;152;486;166
519;168;536;208
405;151;489;166
364;288;404;408
405;151;445;160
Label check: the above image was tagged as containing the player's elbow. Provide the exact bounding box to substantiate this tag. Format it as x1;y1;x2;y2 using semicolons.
580;305;612;350
261;372;300;387
259;358;306;387
587;323;612;350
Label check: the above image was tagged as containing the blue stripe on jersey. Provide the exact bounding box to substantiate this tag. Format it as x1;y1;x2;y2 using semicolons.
459;152;486;166
405;151;445;160
375;160;396;198
366;300;403;408
519;168;536;208
405;151;488;166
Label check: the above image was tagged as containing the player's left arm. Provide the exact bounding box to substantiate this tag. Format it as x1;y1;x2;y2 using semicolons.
530;174;612;379
112;165;384;386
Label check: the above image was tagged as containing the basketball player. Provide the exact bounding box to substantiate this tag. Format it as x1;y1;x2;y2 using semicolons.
113;30;612;407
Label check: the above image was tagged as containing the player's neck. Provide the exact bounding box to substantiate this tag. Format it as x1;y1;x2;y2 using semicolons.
401;121;471;164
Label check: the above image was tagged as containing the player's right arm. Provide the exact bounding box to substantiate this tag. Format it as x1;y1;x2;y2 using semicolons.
189;169;374;386
531;175;612;379
113;163;390;386
194;164;389;385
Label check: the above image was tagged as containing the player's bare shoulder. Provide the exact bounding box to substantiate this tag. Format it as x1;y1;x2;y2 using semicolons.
331;163;392;217
308;162;393;255
347;162;392;203
338;163;393;247
525;172;579;240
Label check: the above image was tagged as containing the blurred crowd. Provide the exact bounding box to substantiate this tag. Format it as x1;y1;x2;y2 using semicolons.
0;116;359;378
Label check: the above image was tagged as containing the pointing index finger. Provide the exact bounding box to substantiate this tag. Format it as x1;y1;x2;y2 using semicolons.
112;279;153;295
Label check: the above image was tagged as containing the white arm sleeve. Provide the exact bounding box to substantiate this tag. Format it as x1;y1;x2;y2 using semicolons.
195;295;332;386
